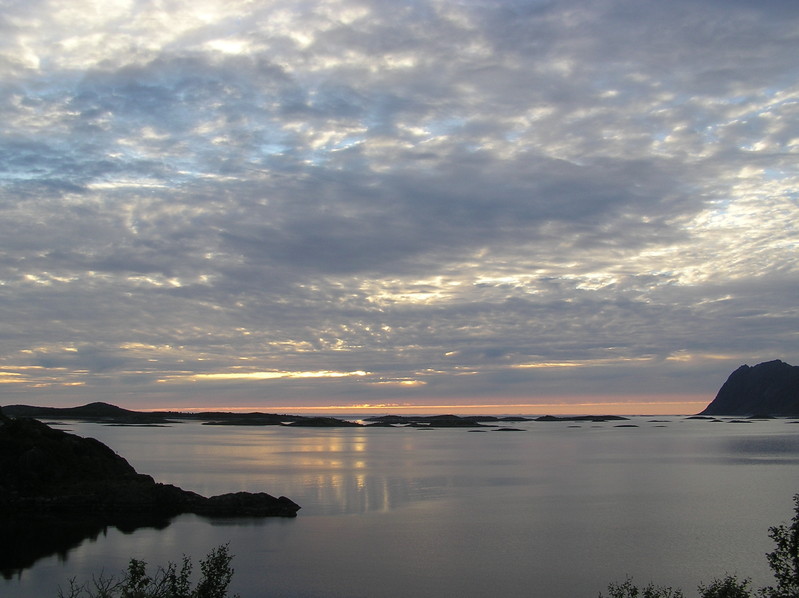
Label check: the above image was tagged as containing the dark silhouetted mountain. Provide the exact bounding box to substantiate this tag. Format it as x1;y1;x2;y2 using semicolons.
700;360;799;416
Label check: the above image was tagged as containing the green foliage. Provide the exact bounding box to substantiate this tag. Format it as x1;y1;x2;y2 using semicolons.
122;559;152;598
57;544;239;598
165;556;193;598
604;494;799;598
697;575;752;598
761;494;799;598
601;575;753;598
600;576;684;598
195;545;235;598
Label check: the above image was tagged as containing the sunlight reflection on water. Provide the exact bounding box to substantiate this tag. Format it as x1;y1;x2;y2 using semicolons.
5;417;799;597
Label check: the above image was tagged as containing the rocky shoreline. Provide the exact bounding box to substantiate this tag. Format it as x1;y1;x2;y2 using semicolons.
0;408;300;518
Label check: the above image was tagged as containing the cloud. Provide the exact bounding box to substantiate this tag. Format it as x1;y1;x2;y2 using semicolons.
0;0;797;410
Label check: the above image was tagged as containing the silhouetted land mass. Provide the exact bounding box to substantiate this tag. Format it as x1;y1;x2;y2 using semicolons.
2;402;307;426
1;403;635;429
365;414;491;427
0;407;300;518
2;401;177;425
284;416;364;427
3;402;369;427
363;414;535;427
700;359;799;416
534;415;629;422
201;413;307;426
3;405;538;428
0;407;300;578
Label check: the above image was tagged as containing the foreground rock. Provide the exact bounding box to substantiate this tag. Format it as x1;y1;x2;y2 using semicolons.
0;408;300;517
700;360;799;416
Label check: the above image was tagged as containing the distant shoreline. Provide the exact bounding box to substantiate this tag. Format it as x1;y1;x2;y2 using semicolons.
2;399;708;423
3;402;632;427
7;401;799;429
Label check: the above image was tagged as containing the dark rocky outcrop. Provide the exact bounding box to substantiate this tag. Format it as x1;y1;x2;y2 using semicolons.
363;414;489;427
202;414;296;426
283;416;363;427
363;415;420;425
416;415;488;427
534;415;629;422
0;409;300;518
700;360;799;416
363;414;531;427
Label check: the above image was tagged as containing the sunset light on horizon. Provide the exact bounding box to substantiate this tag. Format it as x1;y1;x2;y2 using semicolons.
141;395;710;417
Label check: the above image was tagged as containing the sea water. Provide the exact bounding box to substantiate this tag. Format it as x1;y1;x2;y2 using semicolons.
4;417;799;598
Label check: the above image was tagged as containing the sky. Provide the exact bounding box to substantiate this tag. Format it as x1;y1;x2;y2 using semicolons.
1;0;798;415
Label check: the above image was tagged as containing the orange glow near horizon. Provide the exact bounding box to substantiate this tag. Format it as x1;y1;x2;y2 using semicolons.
143;396;710;416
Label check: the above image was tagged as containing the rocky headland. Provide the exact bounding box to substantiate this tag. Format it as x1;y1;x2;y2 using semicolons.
0;407;300;518
700;359;799;416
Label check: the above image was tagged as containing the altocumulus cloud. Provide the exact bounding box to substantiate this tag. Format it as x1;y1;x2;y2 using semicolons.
0;0;797;411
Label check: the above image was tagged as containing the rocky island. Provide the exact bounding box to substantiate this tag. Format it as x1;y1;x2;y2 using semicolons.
2;401;636;429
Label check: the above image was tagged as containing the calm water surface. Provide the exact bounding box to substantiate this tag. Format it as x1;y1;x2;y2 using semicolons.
4;417;799;597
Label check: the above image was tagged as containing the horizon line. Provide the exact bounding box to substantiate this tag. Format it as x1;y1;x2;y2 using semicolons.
142;399;709;416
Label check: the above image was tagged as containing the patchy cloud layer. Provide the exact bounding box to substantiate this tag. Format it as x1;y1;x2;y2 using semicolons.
1;0;797;411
